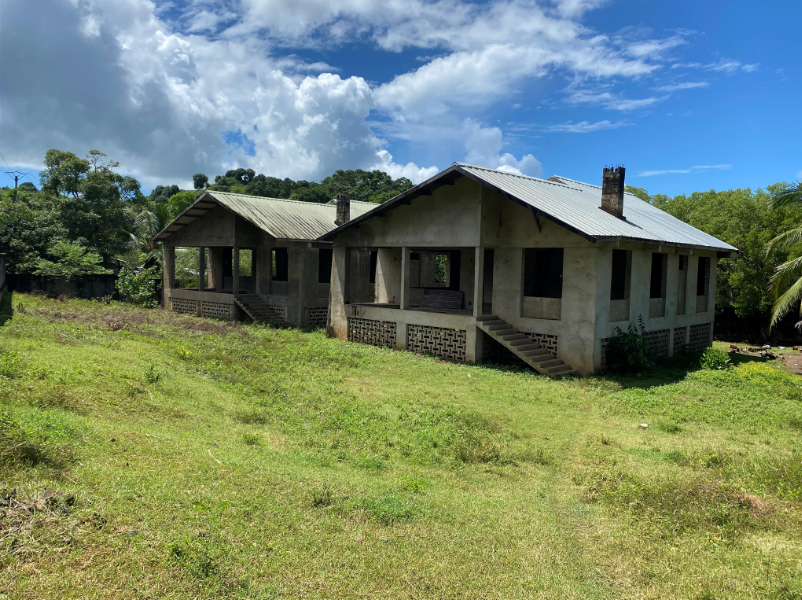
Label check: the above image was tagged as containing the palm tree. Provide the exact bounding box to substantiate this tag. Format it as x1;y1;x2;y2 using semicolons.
126;206;166;268
767;182;802;329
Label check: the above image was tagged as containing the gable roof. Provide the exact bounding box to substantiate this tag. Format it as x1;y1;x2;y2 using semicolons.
319;162;736;252
155;190;376;242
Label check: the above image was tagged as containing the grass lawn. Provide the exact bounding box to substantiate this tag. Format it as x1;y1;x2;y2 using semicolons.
1;293;801;599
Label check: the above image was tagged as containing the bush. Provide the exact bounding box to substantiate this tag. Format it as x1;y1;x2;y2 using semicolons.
700;347;731;370
604;318;654;374
116;266;161;307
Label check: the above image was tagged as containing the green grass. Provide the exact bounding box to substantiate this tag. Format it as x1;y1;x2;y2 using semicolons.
1;292;801;599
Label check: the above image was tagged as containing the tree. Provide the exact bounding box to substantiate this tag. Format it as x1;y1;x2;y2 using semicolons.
18;182;37;192
40;149;90;198
290;185;331;203
193;173;208;190
33;241;111;278
321;169;413;203
0;188;66;273
767;182;802;328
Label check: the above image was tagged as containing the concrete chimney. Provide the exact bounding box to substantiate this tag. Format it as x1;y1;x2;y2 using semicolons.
601;166;626;219
335;192;351;226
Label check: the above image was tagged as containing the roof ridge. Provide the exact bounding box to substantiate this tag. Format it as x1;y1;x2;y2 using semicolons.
206;190;374;207
453;162;586;192
550;175;645;200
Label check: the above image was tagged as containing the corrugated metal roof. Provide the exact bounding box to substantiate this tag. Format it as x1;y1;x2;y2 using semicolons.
157;191;375;241
457;164;735;250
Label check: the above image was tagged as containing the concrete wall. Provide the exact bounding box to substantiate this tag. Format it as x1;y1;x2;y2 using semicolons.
327;175;720;374
163;206;334;327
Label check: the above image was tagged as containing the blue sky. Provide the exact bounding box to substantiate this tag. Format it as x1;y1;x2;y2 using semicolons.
1;0;800;196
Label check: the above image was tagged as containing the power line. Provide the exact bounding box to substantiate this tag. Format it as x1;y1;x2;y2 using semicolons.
0;151;12;171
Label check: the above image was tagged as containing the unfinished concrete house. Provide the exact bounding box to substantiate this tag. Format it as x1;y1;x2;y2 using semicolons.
155;191;374;326
320;163;736;376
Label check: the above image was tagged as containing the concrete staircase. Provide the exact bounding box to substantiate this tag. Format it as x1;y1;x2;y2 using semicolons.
477;315;576;377
234;294;284;324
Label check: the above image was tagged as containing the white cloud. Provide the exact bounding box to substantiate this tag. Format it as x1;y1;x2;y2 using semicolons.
673;58;758;74
796;170;802;180
373;150;439;182
551;0;608;18
624;35;687;59
462;120;542;176
547;120;630;133
654;81;709;92
566;89;665;111
637;164;732;177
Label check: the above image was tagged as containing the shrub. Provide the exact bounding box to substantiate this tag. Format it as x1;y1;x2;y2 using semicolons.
605;318;654;374
116;266;161;307
700;347;731;370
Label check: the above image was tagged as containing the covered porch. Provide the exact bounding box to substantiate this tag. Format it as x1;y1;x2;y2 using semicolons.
162;245;257;319
333;245;495;362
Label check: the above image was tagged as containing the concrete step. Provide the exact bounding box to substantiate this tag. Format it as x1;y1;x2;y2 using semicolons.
491;328;517;336
485;323;510;331
548;364;575;375
532;358;563;369
480;320;505;327
513;344;541;353
500;333;527;341
508;338;537;347
522;348;551;358
476;314;499;322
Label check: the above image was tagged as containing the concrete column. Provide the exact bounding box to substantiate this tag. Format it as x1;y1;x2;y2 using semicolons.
208;247;223;290
400;247;411;310
328;245;350;339
162;245;175;307
232;246;240;295
256;243;272;297
472;246;484;317
198;247;205;291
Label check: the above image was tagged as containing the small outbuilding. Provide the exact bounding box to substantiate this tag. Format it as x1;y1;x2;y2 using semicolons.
155;190;374;326
319;163;736;375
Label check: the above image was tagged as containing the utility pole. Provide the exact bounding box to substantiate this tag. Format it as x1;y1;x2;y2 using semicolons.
4;170;27;201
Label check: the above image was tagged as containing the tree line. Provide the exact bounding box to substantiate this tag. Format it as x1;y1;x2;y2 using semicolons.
0;148;414;279
1;147;800;335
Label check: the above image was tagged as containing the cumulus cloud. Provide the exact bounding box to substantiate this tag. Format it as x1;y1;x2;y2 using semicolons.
637;164;732;177
462;120;542;176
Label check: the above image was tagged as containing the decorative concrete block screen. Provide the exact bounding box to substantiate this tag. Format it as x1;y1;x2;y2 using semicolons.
171;297;197;314
407;325;466;361
308;307;329;328
688;323;712;352
524;332;558;354
673;326;688;352
348;317;396;348
201;301;233;319
269;305;288;322
643;329;670;358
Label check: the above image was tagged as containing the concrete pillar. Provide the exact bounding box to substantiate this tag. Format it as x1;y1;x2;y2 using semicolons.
162;245;175;307
256;244;272;297
208;247;223;290
198;247;205;292
328;246;350;339
233;245;240;295
472;246;484;317
400;247;411;310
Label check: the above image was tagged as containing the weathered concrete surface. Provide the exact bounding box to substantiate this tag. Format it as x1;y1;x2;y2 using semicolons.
328;175;720;374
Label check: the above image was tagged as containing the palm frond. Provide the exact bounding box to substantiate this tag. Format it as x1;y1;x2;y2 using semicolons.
769;182;802;210
769;254;802;328
767;225;802;253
